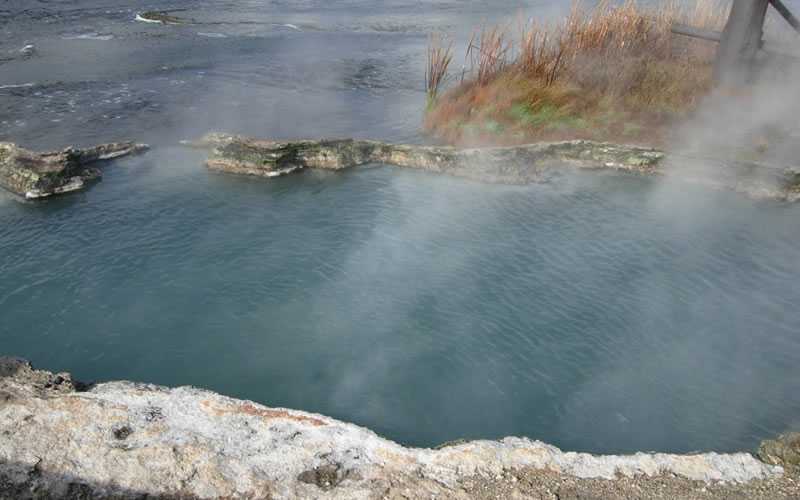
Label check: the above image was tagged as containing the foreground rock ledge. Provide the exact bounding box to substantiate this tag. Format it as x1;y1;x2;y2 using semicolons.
188;133;800;201
2;358;797;499
0;142;148;199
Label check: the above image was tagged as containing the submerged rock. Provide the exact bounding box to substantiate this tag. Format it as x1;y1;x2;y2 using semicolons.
187;133;800;201
135;11;190;25
18;44;37;58
0;44;38;65
1;357;794;499
0;142;148;199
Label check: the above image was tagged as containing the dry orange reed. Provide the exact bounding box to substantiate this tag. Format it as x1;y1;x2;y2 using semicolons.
424;0;732;145
480;0;729;90
466;26;512;86
425;35;454;101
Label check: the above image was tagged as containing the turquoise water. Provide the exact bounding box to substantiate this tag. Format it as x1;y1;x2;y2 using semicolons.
2;150;800;453
2;0;800;454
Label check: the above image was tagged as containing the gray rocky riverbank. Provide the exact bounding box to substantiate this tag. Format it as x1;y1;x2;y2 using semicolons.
1;357;798;499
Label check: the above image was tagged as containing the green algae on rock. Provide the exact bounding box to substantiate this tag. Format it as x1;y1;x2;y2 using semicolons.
0;142;148;200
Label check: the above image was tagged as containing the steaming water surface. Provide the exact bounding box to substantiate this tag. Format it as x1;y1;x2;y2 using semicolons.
2;0;800;454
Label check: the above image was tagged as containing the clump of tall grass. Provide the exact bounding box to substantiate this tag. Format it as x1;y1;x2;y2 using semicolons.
425;35;453;103
424;0;732;146
519;21;564;86
467;26;512;86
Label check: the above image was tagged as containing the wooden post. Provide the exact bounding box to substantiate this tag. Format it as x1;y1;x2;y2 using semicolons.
714;0;770;86
769;0;800;33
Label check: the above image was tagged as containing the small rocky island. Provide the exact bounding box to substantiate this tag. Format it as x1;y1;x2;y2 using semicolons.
189;133;800;201
0;142;148;199
1;357;798;499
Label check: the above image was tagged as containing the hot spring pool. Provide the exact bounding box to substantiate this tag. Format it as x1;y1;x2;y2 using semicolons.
2;0;799;455
2;147;799;453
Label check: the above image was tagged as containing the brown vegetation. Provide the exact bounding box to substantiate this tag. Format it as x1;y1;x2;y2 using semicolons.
425;35;454;102
424;0;730;147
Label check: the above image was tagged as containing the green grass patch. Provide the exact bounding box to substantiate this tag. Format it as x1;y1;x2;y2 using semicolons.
483;120;504;134
509;103;559;127
622;122;644;137
509;103;589;133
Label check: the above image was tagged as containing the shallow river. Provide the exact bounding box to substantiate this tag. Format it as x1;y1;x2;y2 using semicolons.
2;0;800;454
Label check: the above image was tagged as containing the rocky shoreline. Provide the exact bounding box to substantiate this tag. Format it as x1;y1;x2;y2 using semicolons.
189;133;800;202
0;142;148;199
1;357;797;499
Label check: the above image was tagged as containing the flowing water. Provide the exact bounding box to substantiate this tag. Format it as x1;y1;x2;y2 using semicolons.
2;0;800;454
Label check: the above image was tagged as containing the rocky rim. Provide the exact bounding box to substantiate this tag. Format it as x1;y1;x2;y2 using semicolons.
1;357;798;499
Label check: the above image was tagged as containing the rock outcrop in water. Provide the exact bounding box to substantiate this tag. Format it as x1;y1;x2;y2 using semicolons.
187;133;800;201
2;357;798;499
187;133;665;183
135;11;190;25
0;142;148;199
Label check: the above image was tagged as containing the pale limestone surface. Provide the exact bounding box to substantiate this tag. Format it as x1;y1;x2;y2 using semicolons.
0;357;785;499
